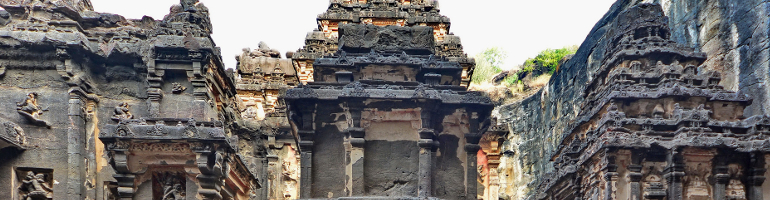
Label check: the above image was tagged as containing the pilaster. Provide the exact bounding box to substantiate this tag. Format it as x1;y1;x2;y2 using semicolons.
664;149;685;200
748;153;766;200
465;132;481;200
344;127;366;196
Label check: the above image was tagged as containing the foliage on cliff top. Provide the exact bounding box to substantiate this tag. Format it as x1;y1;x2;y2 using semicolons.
470;46;577;105
471;47;507;84
518;45;578;77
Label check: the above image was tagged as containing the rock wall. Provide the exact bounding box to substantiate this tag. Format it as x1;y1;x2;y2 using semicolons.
658;0;770;116
495;0;770;199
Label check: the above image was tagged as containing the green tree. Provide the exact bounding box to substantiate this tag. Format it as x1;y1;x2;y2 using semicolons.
520;45;578;75
471;47;508;84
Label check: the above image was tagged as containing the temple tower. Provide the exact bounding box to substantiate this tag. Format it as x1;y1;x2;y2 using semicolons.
537;4;770;200
284;16;492;200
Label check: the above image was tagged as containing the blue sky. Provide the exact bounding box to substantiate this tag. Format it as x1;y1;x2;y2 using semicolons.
89;0;617;70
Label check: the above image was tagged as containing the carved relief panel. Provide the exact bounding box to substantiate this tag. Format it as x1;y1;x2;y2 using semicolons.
15;168;53;200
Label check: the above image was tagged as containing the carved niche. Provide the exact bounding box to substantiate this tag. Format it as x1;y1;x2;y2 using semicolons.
16;168;53;200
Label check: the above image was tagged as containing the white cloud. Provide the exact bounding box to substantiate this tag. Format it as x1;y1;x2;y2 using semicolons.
89;0;616;70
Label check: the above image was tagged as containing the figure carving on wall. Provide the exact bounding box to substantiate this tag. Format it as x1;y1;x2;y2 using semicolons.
282;159;299;198
18;171;53;200
111;102;133;121
16;92;49;127
4;121;26;145
171;83;187;94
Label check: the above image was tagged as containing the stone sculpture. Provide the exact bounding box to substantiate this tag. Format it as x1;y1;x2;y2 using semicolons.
111;102;133;121
16;93;49;127
18;171;52;200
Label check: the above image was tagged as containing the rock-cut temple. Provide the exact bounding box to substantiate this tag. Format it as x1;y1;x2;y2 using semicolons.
1;0;770;200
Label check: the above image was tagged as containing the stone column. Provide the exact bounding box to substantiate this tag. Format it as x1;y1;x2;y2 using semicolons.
418;129;436;197
603;154;618;200
296;103;316;199
713;155;729;200
465;143;479;200
465;132;481;200
67;90;87;200
299;140;314;199
748;153;766;200
628;152;643;200
664;149;685;200
345;127;366;196
257;158;268;200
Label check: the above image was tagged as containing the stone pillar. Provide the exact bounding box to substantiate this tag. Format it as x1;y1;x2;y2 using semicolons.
603;154;618;200
465;132;481;200
628;151;643;200
296;102;316;199
344;127;366;196
465;144;479;200
299;140;314;199
748;153;766;200
418;129;435;197
664;149;685;200
713;156;729;200
257;158;268;200
67;90;87;200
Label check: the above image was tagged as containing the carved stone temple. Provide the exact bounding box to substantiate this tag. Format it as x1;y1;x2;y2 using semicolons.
235;0;493;199
283;23;493;198
0;0;257;199
533;4;770;200
3;0;770;199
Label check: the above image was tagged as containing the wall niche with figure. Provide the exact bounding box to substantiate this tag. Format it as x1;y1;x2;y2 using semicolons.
15;167;53;200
